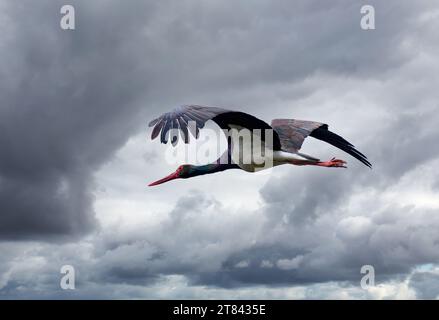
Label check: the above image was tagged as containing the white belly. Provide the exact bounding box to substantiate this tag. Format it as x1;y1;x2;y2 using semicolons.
227;125;306;172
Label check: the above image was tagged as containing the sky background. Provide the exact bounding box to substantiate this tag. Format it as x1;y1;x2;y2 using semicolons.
1;0;439;299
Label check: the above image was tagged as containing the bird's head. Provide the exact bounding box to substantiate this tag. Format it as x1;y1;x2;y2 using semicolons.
148;164;194;186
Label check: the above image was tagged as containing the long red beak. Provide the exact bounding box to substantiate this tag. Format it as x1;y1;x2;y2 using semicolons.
148;170;180;186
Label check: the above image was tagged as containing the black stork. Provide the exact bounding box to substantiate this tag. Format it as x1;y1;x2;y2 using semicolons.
148;105;371;186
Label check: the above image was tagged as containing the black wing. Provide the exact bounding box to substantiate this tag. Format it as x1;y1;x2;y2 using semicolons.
310;125;372;168
149;105;282;149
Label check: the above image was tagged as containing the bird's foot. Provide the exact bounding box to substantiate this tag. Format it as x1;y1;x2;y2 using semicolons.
317;157;347;168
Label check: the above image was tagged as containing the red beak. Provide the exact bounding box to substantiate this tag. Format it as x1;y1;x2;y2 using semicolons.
148;170;180;186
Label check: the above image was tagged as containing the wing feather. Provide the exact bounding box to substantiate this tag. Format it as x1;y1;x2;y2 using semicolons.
271;119;324;152
151;118;165;140
310;126;372;168
149;105;231;145
177;117;189;143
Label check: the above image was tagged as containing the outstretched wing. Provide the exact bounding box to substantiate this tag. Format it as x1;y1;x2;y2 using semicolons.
271;119;324;153
148;105;231;145
271;119;372;168
149;105;282;150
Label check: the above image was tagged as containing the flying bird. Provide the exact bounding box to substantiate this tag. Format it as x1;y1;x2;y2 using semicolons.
148;105;371;186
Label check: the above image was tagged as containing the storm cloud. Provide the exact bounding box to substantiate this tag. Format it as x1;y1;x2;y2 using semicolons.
1;0;439;299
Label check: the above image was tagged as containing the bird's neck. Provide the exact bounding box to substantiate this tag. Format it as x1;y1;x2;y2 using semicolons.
189;163;237;177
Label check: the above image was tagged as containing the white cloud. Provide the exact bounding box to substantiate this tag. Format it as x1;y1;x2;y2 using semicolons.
277;256;304;270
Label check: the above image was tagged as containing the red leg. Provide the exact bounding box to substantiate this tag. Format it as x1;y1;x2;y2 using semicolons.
315;157;347;168
289;157;347;168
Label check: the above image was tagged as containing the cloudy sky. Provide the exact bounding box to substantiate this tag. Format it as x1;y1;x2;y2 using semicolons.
1;0;439;299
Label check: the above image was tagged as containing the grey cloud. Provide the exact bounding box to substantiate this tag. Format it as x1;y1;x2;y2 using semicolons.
409;270;439;299
191;245;308;287
1;0;439;299
260;169;354;225
0;0;153;239
0;0;433;239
